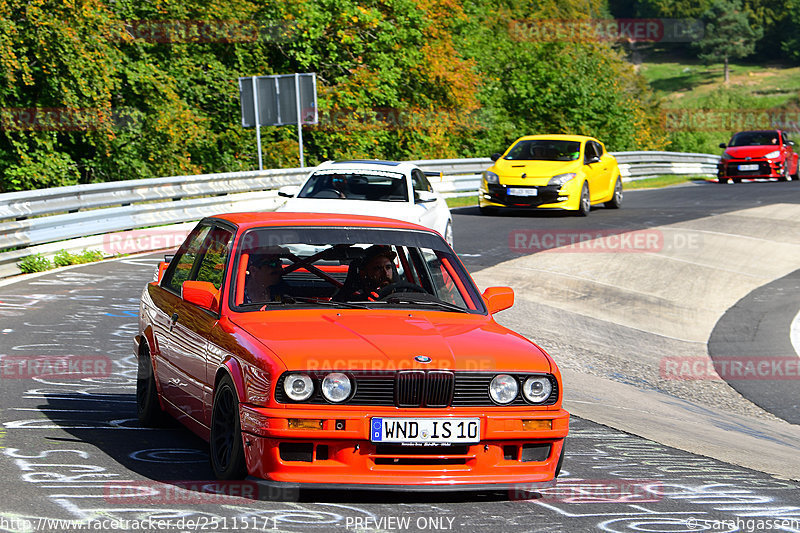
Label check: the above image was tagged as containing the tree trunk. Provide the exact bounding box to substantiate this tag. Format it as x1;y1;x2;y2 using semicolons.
724;56;729;83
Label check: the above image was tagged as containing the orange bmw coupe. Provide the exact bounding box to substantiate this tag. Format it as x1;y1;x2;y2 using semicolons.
135;212;568;490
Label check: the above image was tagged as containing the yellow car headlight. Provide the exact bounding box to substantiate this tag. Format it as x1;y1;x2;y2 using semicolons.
548;173;576;187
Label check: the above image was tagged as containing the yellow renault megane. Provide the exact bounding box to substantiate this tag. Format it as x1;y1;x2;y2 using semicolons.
479;134;622;216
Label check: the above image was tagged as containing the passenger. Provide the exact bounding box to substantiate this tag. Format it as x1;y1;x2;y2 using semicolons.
243;252;288;303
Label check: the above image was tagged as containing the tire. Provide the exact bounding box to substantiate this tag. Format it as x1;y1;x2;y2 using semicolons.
576;182;590;217
732;178;742;184
778;165;790;182
794;158;800;180
210;375;248;480
136;346;163;427
605;178;622;209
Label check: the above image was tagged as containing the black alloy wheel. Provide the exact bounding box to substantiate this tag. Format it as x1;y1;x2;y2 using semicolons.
210;375;248;480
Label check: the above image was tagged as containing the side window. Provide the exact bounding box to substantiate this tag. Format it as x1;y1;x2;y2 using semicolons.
162;225;212;293
195;228;233;289
783;133;791;145
583;142;597;164
412;169;433;193
594;141;604;156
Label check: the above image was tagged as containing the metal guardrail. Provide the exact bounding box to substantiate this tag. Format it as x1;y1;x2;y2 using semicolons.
0;152;719;278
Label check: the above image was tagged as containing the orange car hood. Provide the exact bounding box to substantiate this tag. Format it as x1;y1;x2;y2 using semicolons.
229;310;552;373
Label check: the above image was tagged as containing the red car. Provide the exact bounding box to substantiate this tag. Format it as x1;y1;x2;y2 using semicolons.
135;212;569;490
718;129;799;183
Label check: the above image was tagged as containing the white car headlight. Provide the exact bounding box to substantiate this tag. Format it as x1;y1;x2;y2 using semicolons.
548;173;576;187
522;376;553;403
283;373;313;401
321;372;352;403
489;374;518;404
764;150;781;160
484;171;500;184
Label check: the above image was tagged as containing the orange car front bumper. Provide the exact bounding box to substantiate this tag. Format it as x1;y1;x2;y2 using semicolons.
239;405;569;488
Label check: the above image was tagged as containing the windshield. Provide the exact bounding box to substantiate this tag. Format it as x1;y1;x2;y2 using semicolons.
504;140;581;161
230;227;484;314
729;131;780;147
297;170;408;201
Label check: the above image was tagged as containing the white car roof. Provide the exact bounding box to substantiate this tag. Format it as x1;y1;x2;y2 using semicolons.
313;160;417;175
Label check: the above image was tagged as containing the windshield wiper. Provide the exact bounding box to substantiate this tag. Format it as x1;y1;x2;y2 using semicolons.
287;296;371;309
383;296;468;313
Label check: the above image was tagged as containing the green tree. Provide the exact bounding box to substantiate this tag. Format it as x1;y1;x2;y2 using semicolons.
693;0;762;83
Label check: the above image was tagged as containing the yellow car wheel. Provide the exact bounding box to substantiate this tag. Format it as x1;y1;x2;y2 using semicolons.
576;182;590;217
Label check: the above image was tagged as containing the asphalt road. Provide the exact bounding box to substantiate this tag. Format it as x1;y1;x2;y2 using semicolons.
1;180;799;533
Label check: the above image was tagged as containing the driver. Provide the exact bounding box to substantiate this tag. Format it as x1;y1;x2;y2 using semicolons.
359;245;396;295
333;245;398;301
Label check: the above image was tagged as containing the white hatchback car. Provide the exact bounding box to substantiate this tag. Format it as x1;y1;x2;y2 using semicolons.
277;160;454;247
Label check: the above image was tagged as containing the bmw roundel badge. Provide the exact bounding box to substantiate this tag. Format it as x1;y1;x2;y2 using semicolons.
414;355;432;363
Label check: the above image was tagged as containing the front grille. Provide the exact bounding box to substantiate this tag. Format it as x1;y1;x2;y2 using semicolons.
487;184;561;206
275;371;557;407
724;161;773;176
396;371;454;407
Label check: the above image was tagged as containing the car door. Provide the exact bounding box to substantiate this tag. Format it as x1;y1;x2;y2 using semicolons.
582;141;603;201
595;140;616;196
411;169;441;231
151;224;213;416
782;132;798;175
170;225;234;426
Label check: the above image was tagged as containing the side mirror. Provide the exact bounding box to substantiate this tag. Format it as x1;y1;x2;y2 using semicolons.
788;140;795;146
719;143;727;149
415;190;437;203
490;153;502;161
182;281;219;312
482;286;514;314
278;185;300;198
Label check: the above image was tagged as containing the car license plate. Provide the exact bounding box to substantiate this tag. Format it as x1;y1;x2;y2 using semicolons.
507;187;537;197
738;164;759;171
370;417;480;444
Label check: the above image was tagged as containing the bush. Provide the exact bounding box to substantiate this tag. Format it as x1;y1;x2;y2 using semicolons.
53;249;105;267
18;254;52;273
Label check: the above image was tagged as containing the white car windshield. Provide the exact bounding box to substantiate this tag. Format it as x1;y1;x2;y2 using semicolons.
297;170;408;201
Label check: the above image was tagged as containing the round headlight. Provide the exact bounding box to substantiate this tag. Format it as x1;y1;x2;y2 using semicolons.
489;374;518;404
321;373;352;403
522;376;553;403
283;373;313;401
